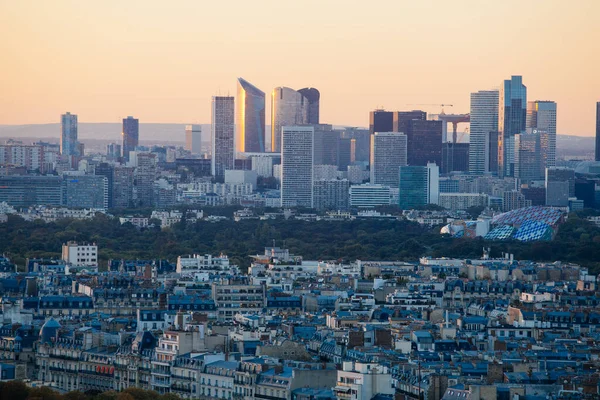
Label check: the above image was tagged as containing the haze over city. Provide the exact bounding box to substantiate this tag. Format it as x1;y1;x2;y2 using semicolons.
1;0;599;136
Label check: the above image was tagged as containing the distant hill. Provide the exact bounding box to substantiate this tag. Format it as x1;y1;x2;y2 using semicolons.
0;123;211;142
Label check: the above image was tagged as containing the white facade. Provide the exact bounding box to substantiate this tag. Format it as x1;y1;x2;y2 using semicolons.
527;100;557;169
469;90;499;175
224;170;258;190
438;193;489;211
334;362;393;400
370;132;407;187
349;184;390;208
251;155;274;177
281;126;314;208
61;242;98;267
185;125;203;155
176;254;237;275
427;162;440;205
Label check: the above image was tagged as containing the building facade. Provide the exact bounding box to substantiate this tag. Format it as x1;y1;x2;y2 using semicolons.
349;184;390;208
61;112;78;158
398;163;439;209
369;110;393;135
498;76;527;177
469;90;499;175
212;96;235;178
527;100;557;168
122;116;139;162
281;126;314;208
236;78;265;153
370;132;407;188
313;179;350;211
271;87;309;153
185;125;203;155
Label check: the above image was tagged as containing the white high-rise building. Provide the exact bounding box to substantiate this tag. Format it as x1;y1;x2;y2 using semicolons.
281;126;314;208
469;90;499;175
185;124;203;155
211;96;235;177
527;100;557;168
370;132;407;188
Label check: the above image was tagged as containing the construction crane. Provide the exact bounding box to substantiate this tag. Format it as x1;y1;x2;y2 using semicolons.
407;104;454;113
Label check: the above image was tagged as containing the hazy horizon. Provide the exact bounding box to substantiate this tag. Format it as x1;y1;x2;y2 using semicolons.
1;1;599;136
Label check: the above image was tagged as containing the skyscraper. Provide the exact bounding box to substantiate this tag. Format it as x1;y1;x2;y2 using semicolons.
113;166;134;208
514;132;543;183
369;110;394;135
546;167;575;207
392;110;427;133
527;100;557;168
469;90;499;175
122;116;139;162
405;120;443;166
441;143;469;173
298;87;320;125
281;126;314;208
370;132;407;188
271;87;309;153
596;102;600;161
60;112;78;157
398;163;439;209
236;78;266;153
498;76;527;177
95;163;114;208
211;96;235;178
185;125;203;155
135;152;157;207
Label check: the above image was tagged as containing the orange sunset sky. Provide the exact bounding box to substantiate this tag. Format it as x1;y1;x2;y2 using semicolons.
0;0;599;136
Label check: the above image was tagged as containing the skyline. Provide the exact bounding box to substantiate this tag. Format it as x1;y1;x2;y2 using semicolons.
1;1;599;136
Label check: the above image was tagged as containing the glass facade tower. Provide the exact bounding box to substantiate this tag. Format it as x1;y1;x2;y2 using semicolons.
60;112;78;157
498;76;527;177
271;87;309;153
236;78;266;153
469;90;499;175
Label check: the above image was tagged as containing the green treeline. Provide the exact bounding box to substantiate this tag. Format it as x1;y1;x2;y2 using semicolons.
0;381;181;400
1;212;599;274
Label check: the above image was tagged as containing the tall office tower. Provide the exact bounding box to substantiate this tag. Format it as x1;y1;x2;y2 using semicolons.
370;132;407;187
298;88;320;124
313;179;350;210
369;110;394;135
313;124;337;165
405;120;443;166
106;143;122;160
545;167;575;207
271;87;309;152
596;102;600;161
498;76;527;177
185;125;202;155
95;163;114;208
441;143;470;173
488;131;499;174
60;112;78;157
514;133;543;183
281;126;314;208
398;163;439;209
122;116;139;162
236;78;266;153
0;176;63;207
212;96;235;178
527;100;557;168
469;90;499;175
392;110;427;133
113;166;135;208
338;138;352;171
64;175;108;210
135;152;157;207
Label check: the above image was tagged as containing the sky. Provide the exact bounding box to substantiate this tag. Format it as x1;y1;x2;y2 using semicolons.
0;0;599;136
